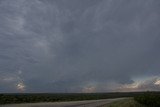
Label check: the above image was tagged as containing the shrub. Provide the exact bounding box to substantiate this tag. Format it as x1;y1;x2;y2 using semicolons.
134;92;160;107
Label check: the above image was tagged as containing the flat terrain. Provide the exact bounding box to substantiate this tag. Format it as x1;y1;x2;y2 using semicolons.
103;98;146;107
1;92;153;104
0;98;124;107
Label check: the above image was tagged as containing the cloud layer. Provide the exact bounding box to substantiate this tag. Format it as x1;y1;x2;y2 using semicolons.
0;0;160;92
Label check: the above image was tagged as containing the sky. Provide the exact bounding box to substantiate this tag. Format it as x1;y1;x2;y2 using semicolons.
0;0;160;93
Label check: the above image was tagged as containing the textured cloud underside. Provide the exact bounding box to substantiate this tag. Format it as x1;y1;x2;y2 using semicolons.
0;0;160;92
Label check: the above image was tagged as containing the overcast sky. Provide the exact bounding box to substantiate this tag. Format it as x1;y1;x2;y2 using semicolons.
0;0;160;93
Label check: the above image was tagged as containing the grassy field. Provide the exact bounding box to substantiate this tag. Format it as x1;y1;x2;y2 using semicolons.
103;98;146;107
0;92;160;105
0;92;137;104
134;92;160;107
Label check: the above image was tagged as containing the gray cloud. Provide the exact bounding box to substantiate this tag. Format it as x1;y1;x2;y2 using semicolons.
0;0;160;92
118;77;160;92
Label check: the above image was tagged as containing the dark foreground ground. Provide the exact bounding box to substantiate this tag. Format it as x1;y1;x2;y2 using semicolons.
0;98;125;107
0;92;160;106
1;92;160;104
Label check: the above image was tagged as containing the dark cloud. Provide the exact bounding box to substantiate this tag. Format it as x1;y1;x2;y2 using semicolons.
0;0;160;92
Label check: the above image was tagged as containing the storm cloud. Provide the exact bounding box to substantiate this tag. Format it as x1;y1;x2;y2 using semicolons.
0;0;160;92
